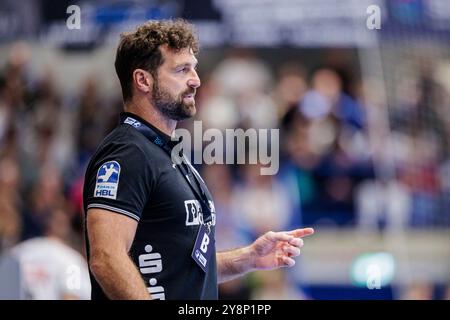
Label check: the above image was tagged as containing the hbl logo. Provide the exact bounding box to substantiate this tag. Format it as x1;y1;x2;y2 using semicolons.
94;161;121;200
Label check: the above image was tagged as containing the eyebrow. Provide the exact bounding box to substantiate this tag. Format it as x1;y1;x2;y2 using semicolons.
174;61;198;69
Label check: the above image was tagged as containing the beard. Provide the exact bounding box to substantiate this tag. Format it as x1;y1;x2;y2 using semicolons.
152;79;196;121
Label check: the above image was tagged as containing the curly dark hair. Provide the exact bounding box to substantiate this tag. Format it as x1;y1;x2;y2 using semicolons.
114;19;199;102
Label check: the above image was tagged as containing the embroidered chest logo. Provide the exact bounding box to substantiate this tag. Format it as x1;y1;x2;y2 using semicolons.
184;200;216;227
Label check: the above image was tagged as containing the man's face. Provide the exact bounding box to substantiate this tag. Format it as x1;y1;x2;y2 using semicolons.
151;45;201;121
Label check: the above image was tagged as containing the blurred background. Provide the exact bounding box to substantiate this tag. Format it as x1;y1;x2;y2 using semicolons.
0;0;450;300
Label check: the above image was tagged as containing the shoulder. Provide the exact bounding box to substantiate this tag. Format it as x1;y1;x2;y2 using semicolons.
83;125;161;191
11;238;83;262
97;125;166;160
87;125;153;171
98;125;147;153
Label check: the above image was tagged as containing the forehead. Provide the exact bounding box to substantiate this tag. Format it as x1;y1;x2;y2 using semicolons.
160;45;197;66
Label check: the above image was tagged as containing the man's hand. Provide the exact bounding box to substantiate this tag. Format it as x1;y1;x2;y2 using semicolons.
217;227;314;283
250;228;315;270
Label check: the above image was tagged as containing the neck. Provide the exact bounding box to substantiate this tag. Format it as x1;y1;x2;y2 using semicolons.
125;96;177;137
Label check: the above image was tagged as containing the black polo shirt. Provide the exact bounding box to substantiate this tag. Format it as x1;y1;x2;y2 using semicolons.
83;112;217;300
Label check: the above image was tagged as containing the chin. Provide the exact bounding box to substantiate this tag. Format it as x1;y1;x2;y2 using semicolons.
172;104;196;121
189;106;197;117
184;103;197;117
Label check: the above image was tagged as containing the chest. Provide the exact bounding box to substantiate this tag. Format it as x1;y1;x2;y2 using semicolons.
140;162;216;231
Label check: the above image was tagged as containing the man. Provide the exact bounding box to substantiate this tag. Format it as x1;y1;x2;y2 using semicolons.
83;19;314;300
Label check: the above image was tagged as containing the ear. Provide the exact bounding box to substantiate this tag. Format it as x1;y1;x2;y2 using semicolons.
132;69;153;95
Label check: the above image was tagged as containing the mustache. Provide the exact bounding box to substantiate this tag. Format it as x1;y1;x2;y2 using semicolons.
182;88;196;96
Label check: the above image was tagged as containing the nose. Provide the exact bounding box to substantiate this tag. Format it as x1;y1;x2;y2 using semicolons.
187;70;201;89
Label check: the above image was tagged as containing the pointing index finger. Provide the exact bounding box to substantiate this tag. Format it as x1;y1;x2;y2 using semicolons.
266;231;294;242
288;228;315;238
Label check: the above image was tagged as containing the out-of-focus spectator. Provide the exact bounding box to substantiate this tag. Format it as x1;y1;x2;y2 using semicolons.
439;159;450;226
0;157;22;248
308;67;365;129
10;204;90;300
391;130;441;227
235;90;278;129
21;163;66;239
203;164;249;251
0;198;21;249
208;48;277;129
282;108;322;170
197;78;240;130
23;68;76;175
232;163;295;237
218;278;251;300
401;282;434;300
356;179;411;231
444;284;450;300
276;64;374;227
211;48;272;97
75;76;108;166
272;62;308;119
202;164;253;300
250;270;308;300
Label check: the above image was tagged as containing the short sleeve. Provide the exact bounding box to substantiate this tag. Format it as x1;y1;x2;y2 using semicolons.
84;142;153;222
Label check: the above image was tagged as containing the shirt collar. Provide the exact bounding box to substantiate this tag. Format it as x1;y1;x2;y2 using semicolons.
119;112;182;150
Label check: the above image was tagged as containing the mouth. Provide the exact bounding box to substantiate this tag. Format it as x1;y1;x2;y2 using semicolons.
183;92;195;99
183;92;196;104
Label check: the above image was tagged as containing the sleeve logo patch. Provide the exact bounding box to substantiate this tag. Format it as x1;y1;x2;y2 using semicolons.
94;161;121;199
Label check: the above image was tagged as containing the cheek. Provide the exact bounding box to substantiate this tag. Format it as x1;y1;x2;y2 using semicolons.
163;77;185;96
161;80;184;98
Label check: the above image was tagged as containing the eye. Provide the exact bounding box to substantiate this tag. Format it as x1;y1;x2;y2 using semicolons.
176;67;190;74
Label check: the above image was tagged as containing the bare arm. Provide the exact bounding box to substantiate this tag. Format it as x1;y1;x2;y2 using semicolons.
217;228;314;284
217;246;254;284
87;208;151;299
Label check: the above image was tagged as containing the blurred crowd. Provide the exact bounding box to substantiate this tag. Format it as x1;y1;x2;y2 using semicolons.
0;42;450;299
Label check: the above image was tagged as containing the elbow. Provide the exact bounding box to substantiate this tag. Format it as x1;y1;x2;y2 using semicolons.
89;250;113;280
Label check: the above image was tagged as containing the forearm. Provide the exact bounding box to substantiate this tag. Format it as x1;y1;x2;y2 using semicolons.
90;252;150;300
216;246;255;284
